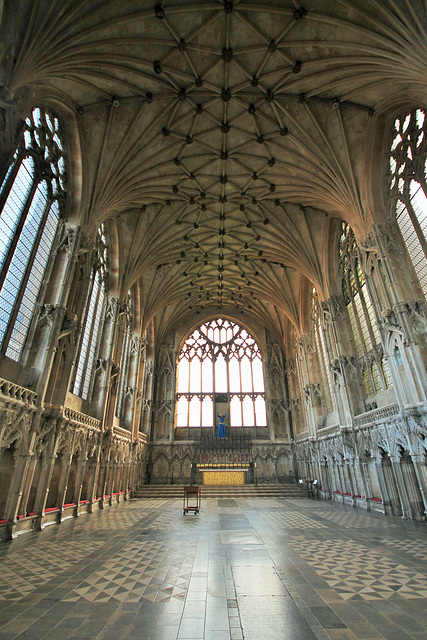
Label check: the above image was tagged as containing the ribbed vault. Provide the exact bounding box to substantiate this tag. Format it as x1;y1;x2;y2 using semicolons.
2;0;427;339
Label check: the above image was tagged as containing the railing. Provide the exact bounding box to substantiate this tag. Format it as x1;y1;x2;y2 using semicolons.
193;432;252;468
317;424;340;438
354;403;400;428
63;406;101;431
0;378;38;407
112;424;132;440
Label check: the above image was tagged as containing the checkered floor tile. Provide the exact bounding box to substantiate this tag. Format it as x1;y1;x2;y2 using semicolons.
291;538;427;600
64;539;197;604
0;539;104;601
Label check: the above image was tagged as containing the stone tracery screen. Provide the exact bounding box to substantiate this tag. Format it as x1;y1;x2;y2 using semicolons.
339;222;392;397
176;319;267;428
72;225;107;400
389;109;427;298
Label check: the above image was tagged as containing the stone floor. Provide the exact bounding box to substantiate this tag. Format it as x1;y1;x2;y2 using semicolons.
0;494;427;640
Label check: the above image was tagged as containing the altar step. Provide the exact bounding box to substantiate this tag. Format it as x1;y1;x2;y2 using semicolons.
134;483;306;499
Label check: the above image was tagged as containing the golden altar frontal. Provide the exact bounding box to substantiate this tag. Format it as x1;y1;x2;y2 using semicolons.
202;469;246;485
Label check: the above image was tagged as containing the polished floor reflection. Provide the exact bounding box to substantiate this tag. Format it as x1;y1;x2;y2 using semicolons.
0;493;427;640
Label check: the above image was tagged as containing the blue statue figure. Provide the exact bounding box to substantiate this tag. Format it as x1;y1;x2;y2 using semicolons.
217;412;226;438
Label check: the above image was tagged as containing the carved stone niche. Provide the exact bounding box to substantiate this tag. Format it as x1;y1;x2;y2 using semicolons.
322;295;345;324
405;301;427;336
57;223;78;255
373;221;402;258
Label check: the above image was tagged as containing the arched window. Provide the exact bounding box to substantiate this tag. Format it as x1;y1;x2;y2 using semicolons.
389;109;427;298
176;319;267;429
339;222;392;395
0;107;66;361
72;225;107;400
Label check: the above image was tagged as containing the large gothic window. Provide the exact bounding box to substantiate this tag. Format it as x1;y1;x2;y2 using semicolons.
72;225;107;400
0;107;66;361
176;319;267;429
339;222;392;397
389;109;427;298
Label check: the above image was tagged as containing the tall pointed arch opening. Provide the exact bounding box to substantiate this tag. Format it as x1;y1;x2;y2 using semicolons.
176;319;267;433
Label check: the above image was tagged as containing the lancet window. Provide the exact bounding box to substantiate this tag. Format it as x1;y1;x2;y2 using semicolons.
116;291;133;420
339;222;392;396
312;288;335;413
0;107;66;361
176;319;267;428
72;225;107;400
389;109;427;298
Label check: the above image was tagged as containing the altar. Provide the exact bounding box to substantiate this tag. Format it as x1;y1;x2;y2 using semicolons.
202;469;247;485
192;432;253;485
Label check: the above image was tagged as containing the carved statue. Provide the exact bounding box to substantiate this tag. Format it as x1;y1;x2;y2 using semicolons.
217;412;226;438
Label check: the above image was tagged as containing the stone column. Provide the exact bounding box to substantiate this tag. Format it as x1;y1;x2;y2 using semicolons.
321;296;354;425
93;295;121;421
54;446;74;520
24;224;83;404
361;222;427;403
390;455;411;518
73;452;88;514
357;460;370;502
18;451;38;517
3;452;31;538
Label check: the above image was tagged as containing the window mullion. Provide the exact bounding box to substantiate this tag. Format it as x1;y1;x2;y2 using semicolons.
70;273;95;392
405;197;427;261
0;150;24;213
86;291;106;402
250;354;256;426
349;290;366;356
200;357;203;427
0;177;39;293
1;195;52;355
355;278;377;349
239;358;243;426
80;277;102;393
187;358;191;428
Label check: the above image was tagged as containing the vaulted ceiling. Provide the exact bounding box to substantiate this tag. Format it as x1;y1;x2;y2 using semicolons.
1;0;426;344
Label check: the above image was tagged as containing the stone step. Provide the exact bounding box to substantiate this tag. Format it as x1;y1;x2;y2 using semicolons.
134;483;306;499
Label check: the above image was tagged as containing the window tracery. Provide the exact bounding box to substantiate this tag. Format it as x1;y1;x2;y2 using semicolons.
312;288;335;413
176;319;267;428
0;107;66;361
72;225;107;400
389;109;427;298
339;222;392;397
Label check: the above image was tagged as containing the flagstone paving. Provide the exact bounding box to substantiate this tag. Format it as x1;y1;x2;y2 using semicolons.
0;493;426;639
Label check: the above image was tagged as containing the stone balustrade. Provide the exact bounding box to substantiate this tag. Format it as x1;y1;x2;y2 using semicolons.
354;403;400;428
0;378;38;408
63;406;101;431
